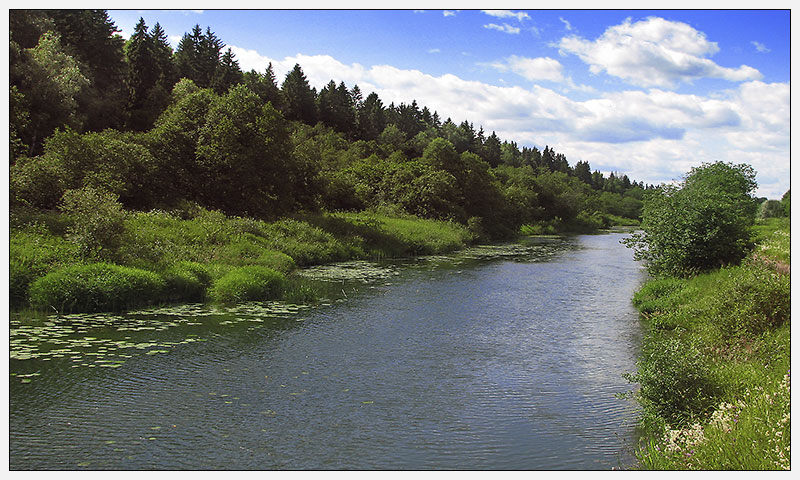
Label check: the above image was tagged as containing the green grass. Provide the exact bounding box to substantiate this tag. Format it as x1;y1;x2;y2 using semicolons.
28;263;167;313
626;220;790;470
11;205;475;313
208;266;287;303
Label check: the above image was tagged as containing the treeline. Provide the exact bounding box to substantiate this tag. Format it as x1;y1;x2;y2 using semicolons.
10;10;648;241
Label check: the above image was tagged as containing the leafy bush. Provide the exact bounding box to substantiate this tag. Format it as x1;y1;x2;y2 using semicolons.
208;266;287;303
758;200;784;219
218;236;296;273
626;336;721;428
162;261;212;302
9;228;81;308
60;186;127;260
713;264;791;338
28;262;166;313
624;162;757;277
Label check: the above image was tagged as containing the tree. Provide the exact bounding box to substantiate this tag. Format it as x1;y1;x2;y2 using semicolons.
624;162;758;277
280;64;317;124
196;84;302;216
45;9;128;132
356;92;386;140
243;63;281;108
482;131;502;168
781;190;790;217
10;32;90;156
125;18;159;130
175;25;224;89
211;48;243;94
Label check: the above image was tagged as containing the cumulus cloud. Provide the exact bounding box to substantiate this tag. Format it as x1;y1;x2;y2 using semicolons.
482;10;530;22
558;16;763;88
487;55;564;82
228;46;788;198
484;23;520;35
752;41;770;53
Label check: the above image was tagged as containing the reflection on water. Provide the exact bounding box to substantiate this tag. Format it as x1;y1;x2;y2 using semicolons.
10;233;647;470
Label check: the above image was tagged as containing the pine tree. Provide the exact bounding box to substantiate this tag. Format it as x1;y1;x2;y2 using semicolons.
281;64;317;124
211;48;243;94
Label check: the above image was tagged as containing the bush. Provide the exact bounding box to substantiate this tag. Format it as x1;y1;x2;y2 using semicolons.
208;266;287;303
218;236;296;273
28;262;166;313
713;264;791;338
162;261;212;302
60;186;127;260
626;336;721;427
758;200;784;219
624;162;757;277
9;228;81;308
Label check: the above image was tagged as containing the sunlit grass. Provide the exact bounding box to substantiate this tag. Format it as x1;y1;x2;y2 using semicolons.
628;220;790;470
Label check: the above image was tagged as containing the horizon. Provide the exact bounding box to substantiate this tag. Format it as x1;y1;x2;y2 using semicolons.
107;9;790;199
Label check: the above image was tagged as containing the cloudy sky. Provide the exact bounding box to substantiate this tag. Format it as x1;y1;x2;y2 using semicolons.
108;8;791;198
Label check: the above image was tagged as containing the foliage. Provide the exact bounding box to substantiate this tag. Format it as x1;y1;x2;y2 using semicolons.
28;262;166;313
208;266;287;303
60;186;127;261
625;336;722;429
161;261;212;302
712;262;790;339
757;199;784;219
780;189;790;216
624;162;757;277
627;220;790;470
10;227;81;309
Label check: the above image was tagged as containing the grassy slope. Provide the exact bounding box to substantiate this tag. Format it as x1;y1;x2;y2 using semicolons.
628;218;790;470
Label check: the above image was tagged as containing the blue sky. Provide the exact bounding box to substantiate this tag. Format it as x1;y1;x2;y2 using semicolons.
107;8;791;198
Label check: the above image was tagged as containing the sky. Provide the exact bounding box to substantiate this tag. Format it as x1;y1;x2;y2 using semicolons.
106;7;791;199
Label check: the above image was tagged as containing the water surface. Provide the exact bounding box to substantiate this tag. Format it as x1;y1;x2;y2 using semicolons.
9;232;647;470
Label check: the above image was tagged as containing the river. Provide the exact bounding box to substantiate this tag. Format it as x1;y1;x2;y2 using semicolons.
9;232;647;470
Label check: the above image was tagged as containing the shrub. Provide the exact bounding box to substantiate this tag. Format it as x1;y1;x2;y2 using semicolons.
624;162;757;277
758;200;784;219
218;236;296;273
162;261;212;302
208;266;287;303
9;228;81;308
713;264;791;338
60;186;127;260
28;262;166;313
626;336;721;428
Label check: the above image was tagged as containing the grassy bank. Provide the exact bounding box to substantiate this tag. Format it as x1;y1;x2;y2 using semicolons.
10;205;474;313
625;217;790;470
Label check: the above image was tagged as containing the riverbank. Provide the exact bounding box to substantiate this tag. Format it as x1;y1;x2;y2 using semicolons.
10;206;475;313
625;217;790;470
11;203;638;314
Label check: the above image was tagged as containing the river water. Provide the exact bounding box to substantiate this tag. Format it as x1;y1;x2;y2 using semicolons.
9;232;647;470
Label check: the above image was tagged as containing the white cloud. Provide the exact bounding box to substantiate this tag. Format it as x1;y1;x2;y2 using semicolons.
428;48;441;54
559;17;573;31
484;23;520;35
443;10;457;17
227;46;789;198
752;41;771;53
487;55;564;82
558;16;763;88
482;10;530;22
